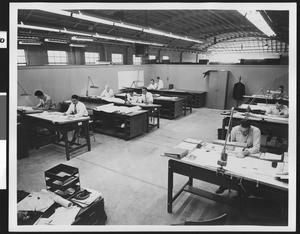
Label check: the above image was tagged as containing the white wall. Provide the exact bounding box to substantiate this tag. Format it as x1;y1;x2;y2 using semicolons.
17;64;289;109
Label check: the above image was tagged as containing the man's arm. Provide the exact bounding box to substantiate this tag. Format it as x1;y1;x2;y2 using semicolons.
246;128;261;155
64;103;73;115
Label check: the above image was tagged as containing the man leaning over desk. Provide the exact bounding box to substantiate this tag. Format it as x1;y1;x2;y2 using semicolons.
215;119;261;194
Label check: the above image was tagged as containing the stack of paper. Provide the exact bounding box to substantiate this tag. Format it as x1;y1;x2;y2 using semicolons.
71;188;102;208
36;206;80;225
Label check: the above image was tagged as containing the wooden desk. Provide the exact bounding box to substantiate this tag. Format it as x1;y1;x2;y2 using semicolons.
167;153;288;217
93;108;148;140
23;112;91;160
221;112;288;142
75;96;161;130
114;93;183;120
153;96;184;119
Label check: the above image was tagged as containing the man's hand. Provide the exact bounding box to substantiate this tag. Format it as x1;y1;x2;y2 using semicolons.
236;152;245;158
237;150;249;158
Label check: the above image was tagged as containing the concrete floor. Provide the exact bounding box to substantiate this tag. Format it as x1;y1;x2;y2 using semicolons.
16;108;282;230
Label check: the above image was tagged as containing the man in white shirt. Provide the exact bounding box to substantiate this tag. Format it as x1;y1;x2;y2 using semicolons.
125;90;138;104
265;98;288;143
265;99;289;118
156;77;164;90
138;87;153;104
215;119;261;194
100;85;114;98
147;79;158;90
63;95;88;146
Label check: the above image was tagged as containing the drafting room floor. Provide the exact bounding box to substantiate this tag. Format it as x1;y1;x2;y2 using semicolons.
16;107;281;227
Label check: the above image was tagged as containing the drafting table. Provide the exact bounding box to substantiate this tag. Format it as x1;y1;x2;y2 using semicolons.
23;112;91;160
167;149;288;216
243;94;289;106
221;111;288;142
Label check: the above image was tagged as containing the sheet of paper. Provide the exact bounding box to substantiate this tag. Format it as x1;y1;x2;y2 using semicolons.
184;138;203;144
175;141;197;151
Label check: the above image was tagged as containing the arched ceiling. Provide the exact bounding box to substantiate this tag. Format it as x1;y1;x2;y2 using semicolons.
17;9;289;54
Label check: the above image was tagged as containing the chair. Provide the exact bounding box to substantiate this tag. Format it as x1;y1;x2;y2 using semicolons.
171;213;227;225
240;197;287;225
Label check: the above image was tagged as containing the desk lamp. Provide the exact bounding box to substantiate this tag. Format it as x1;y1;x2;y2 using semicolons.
267;77;278;95
217;107;234;167
18;82;32;96
86;76;99;97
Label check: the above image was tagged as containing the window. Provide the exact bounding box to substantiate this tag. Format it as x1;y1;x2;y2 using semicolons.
149;55;156;60
17;49;27;66
162;56;170;60
111;53;123;64
85;52;100;65
47;50;68;65
133;55;142;65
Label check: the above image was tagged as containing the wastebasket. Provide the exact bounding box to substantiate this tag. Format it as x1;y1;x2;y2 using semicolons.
217;128;227;140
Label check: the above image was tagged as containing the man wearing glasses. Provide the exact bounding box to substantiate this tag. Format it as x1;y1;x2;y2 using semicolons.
215;119;261;194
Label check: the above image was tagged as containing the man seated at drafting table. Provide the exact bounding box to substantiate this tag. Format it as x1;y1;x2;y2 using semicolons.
270;85;289;100
100;84;115;98
137;87;153;104
62;94;89;146
125;90;139;104
265;98;289;118
33;90;56;110
215;119;261;194
265;98;288;143
147;79;158;90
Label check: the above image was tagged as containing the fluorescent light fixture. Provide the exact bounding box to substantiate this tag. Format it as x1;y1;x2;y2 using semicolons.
73;11;114;25
44;38;68;44
60;28;91;37
150;42;164;47
19;41;42;45
93;33;116;40
71;36;93;42
41;9;72;17
143;28;166;36
237;10;276;37
18;23;60;32
69;43;86;47
115;37;137;43
18;36;39;40
114;22;143;31
38;10;202;44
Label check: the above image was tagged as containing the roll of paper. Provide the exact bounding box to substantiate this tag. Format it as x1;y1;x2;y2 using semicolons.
41;189;72;208
53;194;72;208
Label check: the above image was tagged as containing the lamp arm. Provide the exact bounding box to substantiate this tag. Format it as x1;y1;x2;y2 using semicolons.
89;76;97;87
86;77;90;96
18;82;28;94
222;107;235;153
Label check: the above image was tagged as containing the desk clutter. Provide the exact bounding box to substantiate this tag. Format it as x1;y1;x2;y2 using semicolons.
163;138;288;182
17;163;107;225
